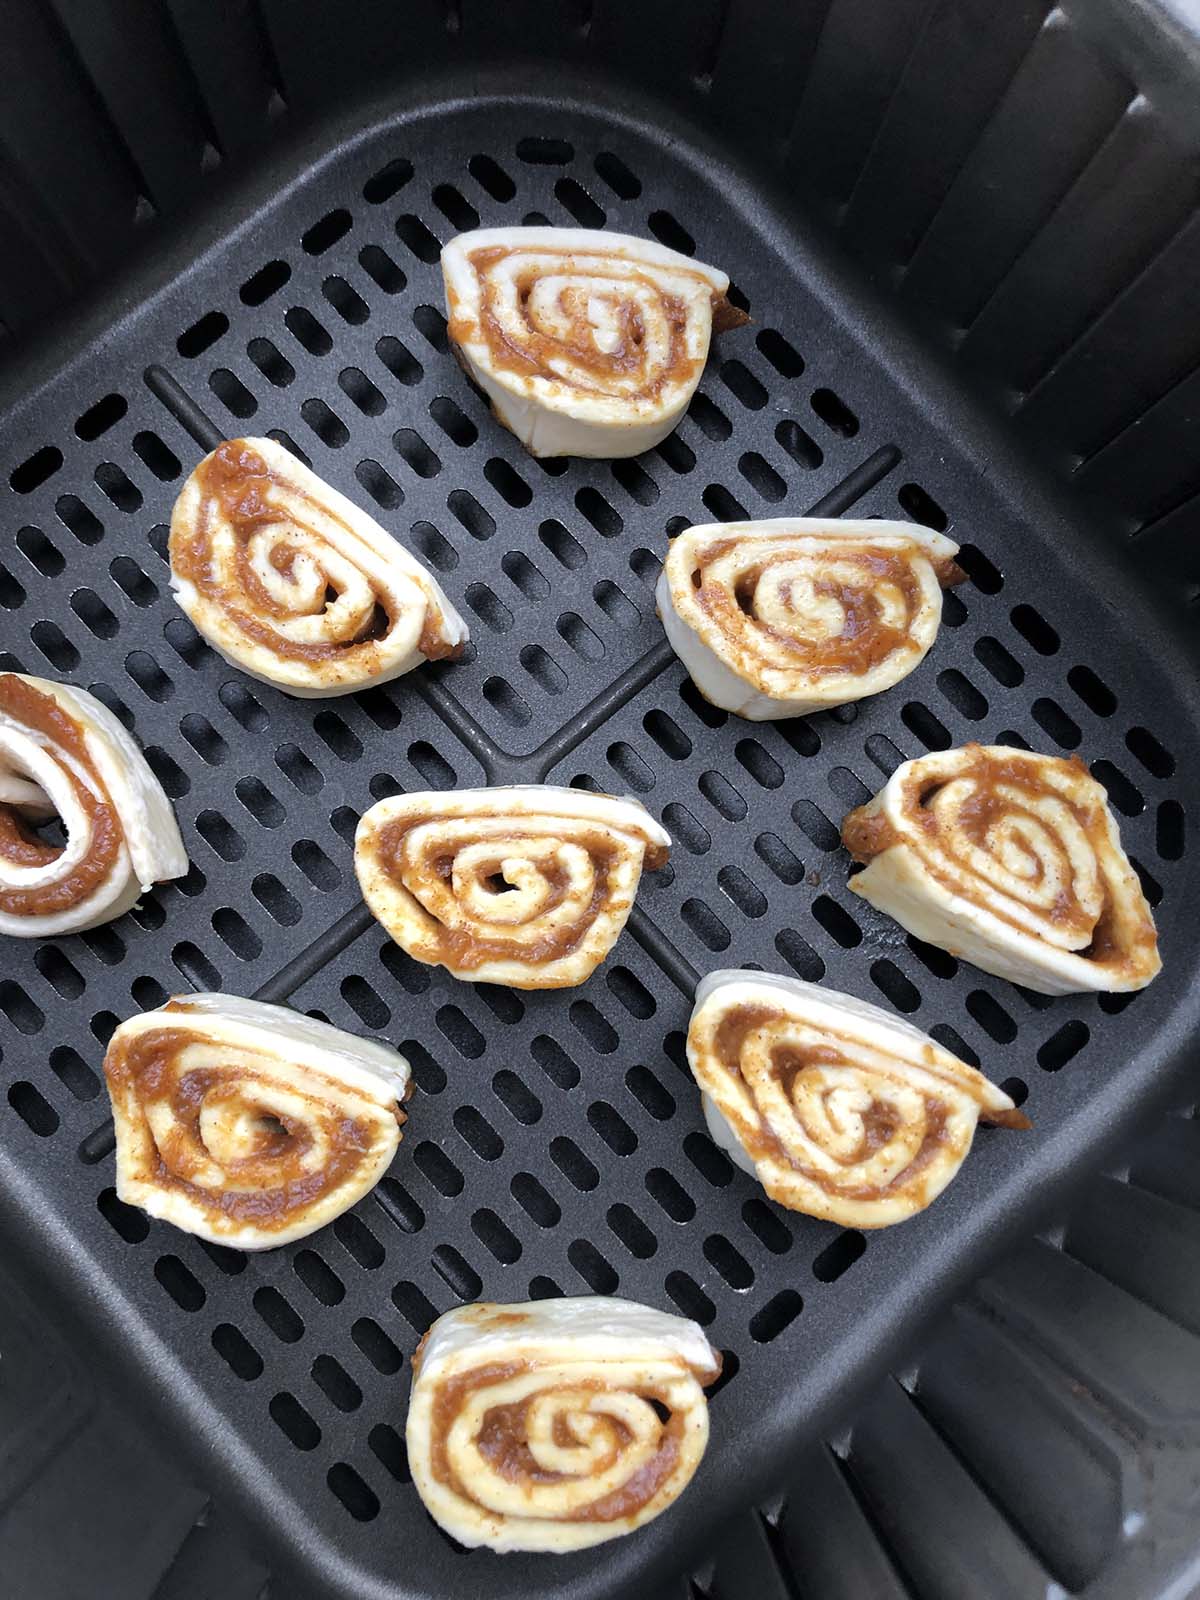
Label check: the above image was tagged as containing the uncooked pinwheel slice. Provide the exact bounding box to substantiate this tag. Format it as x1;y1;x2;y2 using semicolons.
104;994;410;1249
0;672;187;938
842;744;1161;994
354;785;670;988
657;517;962;719
407;1296;721;1552
687;969;1029;1228
441;226;748;457
169;437;467;696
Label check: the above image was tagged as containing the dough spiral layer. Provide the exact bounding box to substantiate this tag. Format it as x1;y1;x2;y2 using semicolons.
407;1296;721;1552
687;970;1029;1227
657;518;961;719
0;672;186;937
442;227;746;457
354;785;670;988
105;994;410;1249
842;745;1160;994
169;437;467;696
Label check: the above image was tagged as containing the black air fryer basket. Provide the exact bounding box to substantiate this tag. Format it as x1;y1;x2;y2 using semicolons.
1;3;1198;1598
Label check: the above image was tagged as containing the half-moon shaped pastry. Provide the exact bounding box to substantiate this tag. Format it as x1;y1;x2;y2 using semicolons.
354;785;670;988
169;437;467;696
442;226;747;457
105;994;410;1249
0;672;187;938
407;1296;721;1552
657;518;961;719
687;969;1028;1227
843;744;1161;994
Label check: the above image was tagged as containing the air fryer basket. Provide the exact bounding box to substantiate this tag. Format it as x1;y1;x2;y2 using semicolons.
1;5;1198;1600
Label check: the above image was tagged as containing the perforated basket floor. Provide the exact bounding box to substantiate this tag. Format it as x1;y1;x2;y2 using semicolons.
1;79;1197;1600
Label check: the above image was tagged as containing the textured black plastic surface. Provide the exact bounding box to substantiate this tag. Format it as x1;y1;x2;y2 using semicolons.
5;1;1200;625
1;64;1199;1600
715;1111;1200;1600
12;1118;1200;1600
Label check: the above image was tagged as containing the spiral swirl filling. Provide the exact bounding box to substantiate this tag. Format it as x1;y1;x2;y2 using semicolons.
172;440;458;665
429;1361;691;1524
374;813;666;970
711;1004;1022;1203
692;537;958;677
450;245;732;400
845;750;1125;959
106;1025;397;1231
0;674;122;920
